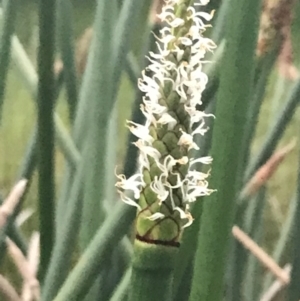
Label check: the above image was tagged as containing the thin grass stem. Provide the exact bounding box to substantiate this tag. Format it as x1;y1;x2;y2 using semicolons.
189;0;262;299
56;0;78;121
37;0;56;279
52;203;135;301
10;33;76;168
0;0;18;120
263;194;297;292
246;78;300;180
288;128;300;300
109;268;131;301
232;226;289;284
42;159;84;301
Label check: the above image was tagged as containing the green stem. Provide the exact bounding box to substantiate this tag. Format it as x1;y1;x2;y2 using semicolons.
241;44;280;174
55;0;147;234
73;0;146;145
125;52;139;85
211;0;230;44
174;263;193;301
42;159;84;301
0;62;65;265
11;33;72;158
228;187;266;301
229;47;279;296
288;132;300;301
78;2;115;299
110;268;131;301
0;72;62;261
0;0;18;120
269;75;290;125
78;0;114;251
56;0;78;121
243;188;266;301
245;77;300;180
53;203;136;301
262;193;297;292
172;99;216;295
188;0;261;300
128;240;177;301
0;147;34;254
37;0;56;280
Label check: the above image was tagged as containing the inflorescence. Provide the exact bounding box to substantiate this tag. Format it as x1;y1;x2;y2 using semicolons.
116;0;216;231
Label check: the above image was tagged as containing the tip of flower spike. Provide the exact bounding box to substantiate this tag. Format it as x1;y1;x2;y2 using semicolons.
114;0;216;231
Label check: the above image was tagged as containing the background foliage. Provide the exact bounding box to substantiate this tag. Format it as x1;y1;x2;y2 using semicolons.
0;0;300;300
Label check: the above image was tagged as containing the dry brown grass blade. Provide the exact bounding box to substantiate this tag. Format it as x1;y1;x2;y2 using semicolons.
0;180;27;229
257;0;296;57
21;232;40;301
260;264;291;301
0;274;22;301
232;226;289;284
6;238;40;301
241;139;296;198
15;208;34;228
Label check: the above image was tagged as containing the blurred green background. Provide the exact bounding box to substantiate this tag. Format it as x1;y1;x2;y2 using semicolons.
1;0;300;295
0;0;300;300
0;0;135;237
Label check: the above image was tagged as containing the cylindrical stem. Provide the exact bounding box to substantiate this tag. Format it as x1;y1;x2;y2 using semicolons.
128;240;178;301
37;0;56;280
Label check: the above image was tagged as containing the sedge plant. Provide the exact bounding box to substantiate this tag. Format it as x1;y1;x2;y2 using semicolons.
2;0;300;301
115;0;216;300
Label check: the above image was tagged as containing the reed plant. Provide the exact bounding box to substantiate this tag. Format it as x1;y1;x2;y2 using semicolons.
0;0;300;301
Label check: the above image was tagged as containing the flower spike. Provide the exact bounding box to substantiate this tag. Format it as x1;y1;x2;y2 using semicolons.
116;0;215;244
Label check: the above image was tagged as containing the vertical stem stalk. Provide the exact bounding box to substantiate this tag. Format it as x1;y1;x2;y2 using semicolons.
0;0;18;120
288;129;300;301
188;0;261;300
37;0;56;280
128;241;177;301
